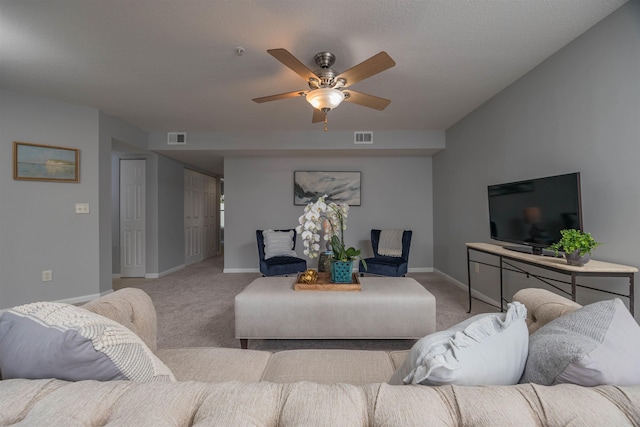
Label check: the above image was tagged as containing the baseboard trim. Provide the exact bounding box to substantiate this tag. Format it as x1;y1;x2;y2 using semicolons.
408;267;434;273
114;265;186;280
145;264;186;279
223;268;260;273
432;268;501;308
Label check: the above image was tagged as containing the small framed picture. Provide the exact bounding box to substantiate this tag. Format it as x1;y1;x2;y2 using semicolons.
13;142;80;183
294;171;361;206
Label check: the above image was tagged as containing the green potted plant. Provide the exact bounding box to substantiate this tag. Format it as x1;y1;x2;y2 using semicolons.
548;229;603;266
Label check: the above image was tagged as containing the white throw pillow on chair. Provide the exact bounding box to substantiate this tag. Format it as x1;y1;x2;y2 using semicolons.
263;229;298;259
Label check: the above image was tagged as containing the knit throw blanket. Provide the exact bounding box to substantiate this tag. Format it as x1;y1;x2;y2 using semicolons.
378;229;404;257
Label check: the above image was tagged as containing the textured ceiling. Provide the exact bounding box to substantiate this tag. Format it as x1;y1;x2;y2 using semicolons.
0;0;627;134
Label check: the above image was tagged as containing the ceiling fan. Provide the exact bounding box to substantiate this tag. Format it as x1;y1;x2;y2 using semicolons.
252;49;396;130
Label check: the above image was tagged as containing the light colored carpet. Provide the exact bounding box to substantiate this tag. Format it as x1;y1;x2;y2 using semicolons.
114;256;498;351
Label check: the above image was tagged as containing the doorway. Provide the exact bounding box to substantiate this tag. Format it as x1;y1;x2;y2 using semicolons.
185;169;218;266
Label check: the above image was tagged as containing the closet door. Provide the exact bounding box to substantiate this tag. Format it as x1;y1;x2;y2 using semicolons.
120;159;146;277
202;174;218;259
184;169;203;266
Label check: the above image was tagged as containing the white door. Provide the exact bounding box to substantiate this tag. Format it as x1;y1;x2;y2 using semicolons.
120;159;146;277
185;169;203;266
202;174;218;259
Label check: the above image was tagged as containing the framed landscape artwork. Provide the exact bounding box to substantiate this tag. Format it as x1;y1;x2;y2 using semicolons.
294;171;361;206
13;142;80;183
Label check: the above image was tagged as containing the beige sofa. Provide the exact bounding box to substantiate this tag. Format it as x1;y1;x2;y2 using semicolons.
1;287;639;426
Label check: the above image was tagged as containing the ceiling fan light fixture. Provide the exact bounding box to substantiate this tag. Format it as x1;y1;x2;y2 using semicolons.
306;88;345;112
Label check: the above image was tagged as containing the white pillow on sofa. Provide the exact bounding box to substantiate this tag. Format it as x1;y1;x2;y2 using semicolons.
0;301;175;383
521;298;640;386
389;302;528;386
263;229;298;259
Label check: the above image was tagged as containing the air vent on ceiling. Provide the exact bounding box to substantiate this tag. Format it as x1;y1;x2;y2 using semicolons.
167;132;187;145
354;131;373;144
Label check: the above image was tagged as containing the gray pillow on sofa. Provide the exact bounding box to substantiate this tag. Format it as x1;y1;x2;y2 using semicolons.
521;298;640;386
389;302;528;386
0;301;175;383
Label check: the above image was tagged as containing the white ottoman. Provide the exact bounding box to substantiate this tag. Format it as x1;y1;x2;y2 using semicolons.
235;277;436;349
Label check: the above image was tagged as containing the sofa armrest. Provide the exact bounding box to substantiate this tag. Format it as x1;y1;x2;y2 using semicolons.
513;288;582;334
82;288;158;353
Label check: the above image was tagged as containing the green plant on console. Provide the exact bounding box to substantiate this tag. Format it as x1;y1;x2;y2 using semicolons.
548;229;603;256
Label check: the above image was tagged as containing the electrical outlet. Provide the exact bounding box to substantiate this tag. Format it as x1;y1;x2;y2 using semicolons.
42;270;52;282
75;203;90;214
474;263;480;274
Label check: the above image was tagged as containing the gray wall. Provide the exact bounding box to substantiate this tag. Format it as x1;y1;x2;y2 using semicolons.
0;90;101;308
224;156;433;272
433;2;640;314
0;91;189;308
157;155;185;273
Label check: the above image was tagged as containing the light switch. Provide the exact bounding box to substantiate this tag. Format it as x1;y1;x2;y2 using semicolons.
75;203;90;214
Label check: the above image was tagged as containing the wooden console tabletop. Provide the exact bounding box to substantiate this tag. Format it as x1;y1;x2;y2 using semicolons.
466;242;637;315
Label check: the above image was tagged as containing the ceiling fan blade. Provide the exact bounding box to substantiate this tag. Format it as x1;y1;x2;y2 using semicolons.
252;90;306;103
344;90;391;110
312;108;325;123
336;52;395;87
267;48;319;82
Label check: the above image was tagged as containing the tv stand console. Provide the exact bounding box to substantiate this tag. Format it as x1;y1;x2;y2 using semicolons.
466;242;637;316
503;245;534;254
503;245;562;257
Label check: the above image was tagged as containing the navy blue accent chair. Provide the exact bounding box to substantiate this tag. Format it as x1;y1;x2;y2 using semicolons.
359;229;412;277
256;229;307;277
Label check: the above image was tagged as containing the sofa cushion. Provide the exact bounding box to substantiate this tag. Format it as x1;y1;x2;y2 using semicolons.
263;229;297;259
261;349;395;385
0;302;175;382
389;302;528;386
363;256;405;267
388;350;409;370
521;298;640;386
157;347;272;383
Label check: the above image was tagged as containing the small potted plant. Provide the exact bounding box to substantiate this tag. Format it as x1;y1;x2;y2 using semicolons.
548;229;603;266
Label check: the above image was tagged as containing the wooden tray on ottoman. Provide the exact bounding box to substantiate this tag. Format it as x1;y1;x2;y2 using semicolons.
294;272;361;291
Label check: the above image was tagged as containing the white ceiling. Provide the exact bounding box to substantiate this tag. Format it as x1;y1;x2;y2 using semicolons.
0;0;627;172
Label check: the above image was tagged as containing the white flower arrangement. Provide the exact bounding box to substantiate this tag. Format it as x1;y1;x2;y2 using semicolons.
295;195;364;267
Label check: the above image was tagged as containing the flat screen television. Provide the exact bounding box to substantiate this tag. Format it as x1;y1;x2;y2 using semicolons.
487;172;582;255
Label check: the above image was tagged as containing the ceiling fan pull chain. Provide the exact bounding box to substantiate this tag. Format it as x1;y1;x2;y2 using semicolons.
324;113;328;132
